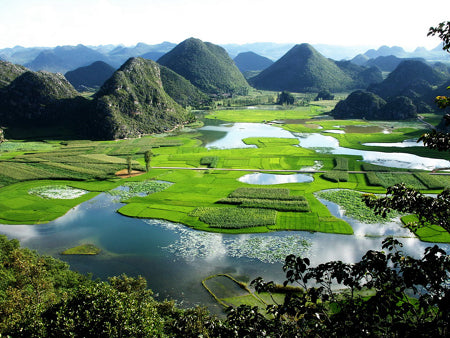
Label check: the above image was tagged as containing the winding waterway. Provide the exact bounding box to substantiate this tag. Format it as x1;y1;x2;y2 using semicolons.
0;121;449;314
198;122;450;170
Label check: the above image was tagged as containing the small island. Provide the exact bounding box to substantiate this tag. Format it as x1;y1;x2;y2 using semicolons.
61;244;101;255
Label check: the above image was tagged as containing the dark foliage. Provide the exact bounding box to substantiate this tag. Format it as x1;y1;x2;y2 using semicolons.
220;237;449;337
315;89;334;100
428;21;450;52
277;91;295;105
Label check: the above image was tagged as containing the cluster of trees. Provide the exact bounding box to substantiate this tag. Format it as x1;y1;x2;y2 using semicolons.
277;91;295;105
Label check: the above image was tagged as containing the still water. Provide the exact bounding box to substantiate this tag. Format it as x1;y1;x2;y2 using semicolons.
0;191;444;314
198;122;450;170
1;121;449;313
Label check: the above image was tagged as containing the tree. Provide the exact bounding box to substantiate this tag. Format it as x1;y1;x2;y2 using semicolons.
227;237;449;337
42;275;165;337
126;156;132;174
277;91;295;105
428;21;450;52
144;149;153;172
315;89;334;101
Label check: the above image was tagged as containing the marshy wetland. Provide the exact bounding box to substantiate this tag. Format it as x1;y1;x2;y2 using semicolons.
0;104;449;312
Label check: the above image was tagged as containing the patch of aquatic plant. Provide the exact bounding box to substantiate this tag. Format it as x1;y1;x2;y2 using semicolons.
28;185;88;199
61;244;101;255
321;171;349;182
218;197;310;212
317;189;398;223
108;180;172;200
190;207;277;228
200;156;219;168
227;235;311;263
154;220;311;263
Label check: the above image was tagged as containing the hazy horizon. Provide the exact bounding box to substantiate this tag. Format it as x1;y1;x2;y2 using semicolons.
0;0;448;51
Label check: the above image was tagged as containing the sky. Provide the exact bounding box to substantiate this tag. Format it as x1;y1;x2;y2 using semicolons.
0;0;449;51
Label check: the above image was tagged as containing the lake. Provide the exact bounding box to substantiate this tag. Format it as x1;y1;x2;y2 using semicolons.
0;121;449;314
0;191;443;315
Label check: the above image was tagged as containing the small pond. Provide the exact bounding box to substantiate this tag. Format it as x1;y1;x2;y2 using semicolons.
239;172;314;184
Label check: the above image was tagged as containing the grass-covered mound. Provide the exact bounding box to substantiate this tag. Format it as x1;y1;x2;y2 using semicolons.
61;243;101;255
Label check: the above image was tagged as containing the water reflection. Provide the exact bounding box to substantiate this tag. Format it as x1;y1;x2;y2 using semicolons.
317;197;414;238
198;122;450;170
0;191;447;312
239;172;314;184
199;122;296;149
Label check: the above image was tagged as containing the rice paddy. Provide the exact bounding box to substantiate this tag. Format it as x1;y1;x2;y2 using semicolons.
0;105;448;241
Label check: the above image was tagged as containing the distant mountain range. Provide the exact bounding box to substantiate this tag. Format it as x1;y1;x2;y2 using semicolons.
1;41;448;75
0;37;449;140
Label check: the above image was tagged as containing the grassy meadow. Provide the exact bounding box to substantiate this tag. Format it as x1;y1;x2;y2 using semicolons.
0;100;449;241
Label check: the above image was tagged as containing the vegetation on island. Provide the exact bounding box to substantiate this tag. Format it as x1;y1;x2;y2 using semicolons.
61;243;101;255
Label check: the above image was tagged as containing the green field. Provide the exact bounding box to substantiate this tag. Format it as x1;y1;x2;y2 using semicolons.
0;105;448;241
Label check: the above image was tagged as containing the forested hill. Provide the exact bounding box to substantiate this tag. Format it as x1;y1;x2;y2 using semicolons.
0;67;80;127
158;37;250;95
0;59;193;140
249;43;380;92
93;57;189;139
